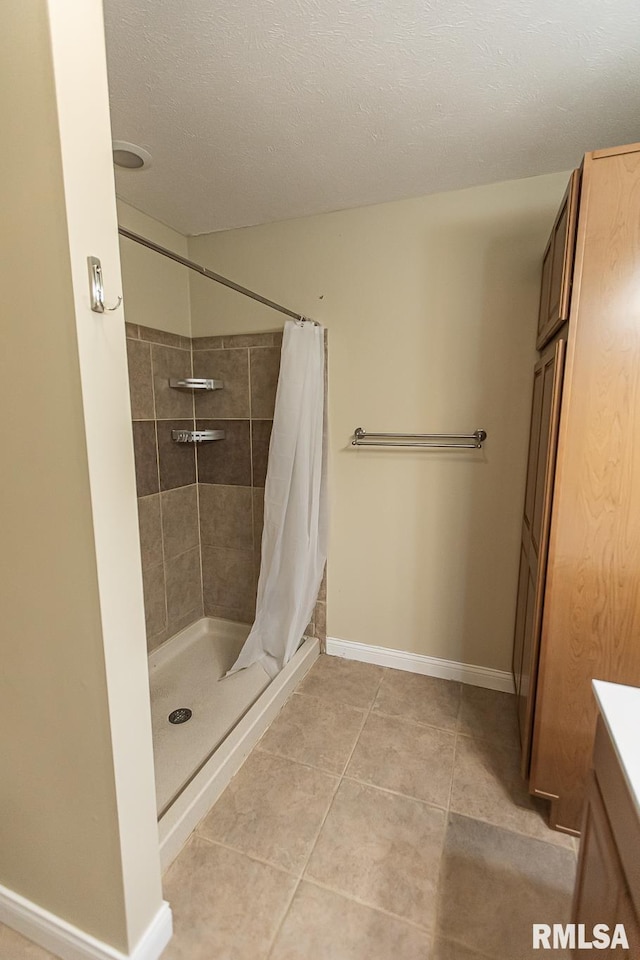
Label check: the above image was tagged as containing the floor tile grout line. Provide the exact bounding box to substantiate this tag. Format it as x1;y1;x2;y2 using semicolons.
297;672;384;878
292;690;460;737
445;729;458;813
431;687;462;945
252;743;343;778
194;834;302;881
340;774;450;812
227;741;453;815
299;875;436;936
264;876;303;960
263;674;385;958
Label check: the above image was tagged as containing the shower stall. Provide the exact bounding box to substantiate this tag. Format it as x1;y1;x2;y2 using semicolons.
122;231;327;865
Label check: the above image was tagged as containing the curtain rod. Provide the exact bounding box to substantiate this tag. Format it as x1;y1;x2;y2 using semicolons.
118;226;308;322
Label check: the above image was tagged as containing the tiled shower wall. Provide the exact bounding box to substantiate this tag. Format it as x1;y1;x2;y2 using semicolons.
192;331;282;623
126;323;203;651
126;323;326;652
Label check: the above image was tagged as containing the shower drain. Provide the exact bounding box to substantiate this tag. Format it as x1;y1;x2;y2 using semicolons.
168;708;192;725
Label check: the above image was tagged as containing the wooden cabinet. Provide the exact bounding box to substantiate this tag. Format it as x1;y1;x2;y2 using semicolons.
573;716;640;957
513;143;640;833
536;170;580;350
513;338;565;775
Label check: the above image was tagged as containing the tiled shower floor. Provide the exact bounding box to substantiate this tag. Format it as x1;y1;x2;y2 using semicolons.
1;656;577;960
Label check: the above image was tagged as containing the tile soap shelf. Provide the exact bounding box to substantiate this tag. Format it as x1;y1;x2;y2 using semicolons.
171;429;225;444
169;378;224;391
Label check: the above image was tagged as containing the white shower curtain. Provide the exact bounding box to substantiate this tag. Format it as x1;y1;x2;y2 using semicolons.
228;319;328;679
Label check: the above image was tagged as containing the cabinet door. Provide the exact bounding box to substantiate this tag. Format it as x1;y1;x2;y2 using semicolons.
573;775;638;958
573;776;623;944
513;338;566;772
537;170;580;350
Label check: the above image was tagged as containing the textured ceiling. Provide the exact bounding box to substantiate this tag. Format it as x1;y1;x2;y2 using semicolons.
104;0;640;235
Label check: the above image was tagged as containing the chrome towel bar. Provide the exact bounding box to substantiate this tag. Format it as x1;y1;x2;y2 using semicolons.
351;427;487;449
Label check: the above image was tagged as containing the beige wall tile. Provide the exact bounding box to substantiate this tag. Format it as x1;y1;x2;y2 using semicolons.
317;565;327;602
202;544;255;614
193;348;250;418
157;420;196;491
196;419;251;486
165;547;202;623
138;325;189;350
137;494;162;570
167;605;204;641
191;335;223;350
141;561;166;639
313;601;326;641
223;332;279;348
199;484;253;550
161;484;199;559
253;486;265;556
151;344;193;420
250;346;281;418
205;602;255;624
126;338;154;420
251;420;272;487
131;421;159;497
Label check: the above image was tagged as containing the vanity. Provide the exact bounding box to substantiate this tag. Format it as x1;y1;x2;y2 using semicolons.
572;681;640;955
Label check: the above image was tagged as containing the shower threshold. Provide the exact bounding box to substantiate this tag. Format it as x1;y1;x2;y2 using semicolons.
149;617;319;870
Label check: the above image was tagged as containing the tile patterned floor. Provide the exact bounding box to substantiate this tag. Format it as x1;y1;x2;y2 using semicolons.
1;656;577;960
165;656;577;960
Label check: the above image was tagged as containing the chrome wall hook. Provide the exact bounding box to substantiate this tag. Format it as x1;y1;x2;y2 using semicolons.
88;256;123;313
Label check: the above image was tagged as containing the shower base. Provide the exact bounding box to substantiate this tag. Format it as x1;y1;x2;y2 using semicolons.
149;617;318;870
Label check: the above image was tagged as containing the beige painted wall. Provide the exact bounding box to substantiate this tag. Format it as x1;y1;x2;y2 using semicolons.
0;0;163;953
188;172;569;672
118;199;192;336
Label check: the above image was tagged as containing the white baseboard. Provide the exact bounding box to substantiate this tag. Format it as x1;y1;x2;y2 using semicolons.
0;884;172;960
326;637;515;693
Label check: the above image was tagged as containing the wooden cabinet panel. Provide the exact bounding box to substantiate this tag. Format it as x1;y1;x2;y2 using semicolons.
524;366;544;536
572;722;640;957
573;776;624;948
530;148;640;831
512;544;529;701
513;338;566;770
547;200;569;322
516;565;536;740
536;170;580;350
531;354;558;553
537;243;553;344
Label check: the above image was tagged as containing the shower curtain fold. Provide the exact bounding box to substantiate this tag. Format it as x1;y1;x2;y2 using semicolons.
227;319;328;679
